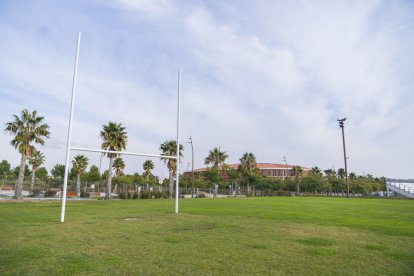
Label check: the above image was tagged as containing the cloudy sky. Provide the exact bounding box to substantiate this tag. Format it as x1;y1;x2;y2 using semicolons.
0;0;413;179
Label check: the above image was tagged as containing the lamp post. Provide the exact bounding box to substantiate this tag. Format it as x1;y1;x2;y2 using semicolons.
283;156;288;179
337;118;349;198
188;136;195;198
283;156;290;196
98;152;104;196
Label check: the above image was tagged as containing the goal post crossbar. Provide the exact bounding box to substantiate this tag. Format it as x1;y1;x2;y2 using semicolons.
70;147;178;159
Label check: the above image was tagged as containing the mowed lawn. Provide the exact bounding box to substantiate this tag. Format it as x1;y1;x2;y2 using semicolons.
0;197;413;275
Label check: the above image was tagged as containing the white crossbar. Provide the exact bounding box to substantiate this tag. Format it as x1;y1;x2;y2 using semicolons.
70;147;177;159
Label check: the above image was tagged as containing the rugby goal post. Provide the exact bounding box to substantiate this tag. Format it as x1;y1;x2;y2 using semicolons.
60;32;182;222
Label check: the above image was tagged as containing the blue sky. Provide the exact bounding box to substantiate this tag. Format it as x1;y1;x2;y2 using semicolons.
1;0;413;179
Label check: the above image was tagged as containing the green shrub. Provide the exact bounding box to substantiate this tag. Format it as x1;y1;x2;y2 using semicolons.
46;190;58;197
140;189;151;199
118;192;128;199
152;191;165;199
276;190;290;196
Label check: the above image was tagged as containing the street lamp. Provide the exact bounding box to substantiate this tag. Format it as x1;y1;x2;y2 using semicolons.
283;156;288;179
187;136;195;198
337;118;349;198
283;156;290;196
98;152;104;195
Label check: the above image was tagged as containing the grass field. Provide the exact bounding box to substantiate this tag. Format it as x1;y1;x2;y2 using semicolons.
0;197;413;275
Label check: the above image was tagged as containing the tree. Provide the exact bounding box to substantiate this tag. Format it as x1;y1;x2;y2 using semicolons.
227;169;240;195
87;165;100;183
337;168;346;178
72;155;89;198
100;122;128;199
28;150;45;194
0;160;11;180
113;157;125;177
204;147;228;170
301;169;326;194
238;152;258;195
143;160;154;179
310;166;323;177
13;165;31;178
324;169;336;178
160;140;183;198
291;165;303;195
35;167;48;181
349;172;357;195
51;164;65;180
4;109;50;198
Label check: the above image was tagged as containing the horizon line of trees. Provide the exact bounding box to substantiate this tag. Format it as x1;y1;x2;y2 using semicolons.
2;108;387;199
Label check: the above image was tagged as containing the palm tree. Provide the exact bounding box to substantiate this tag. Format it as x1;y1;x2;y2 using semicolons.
113;157;125;177
160;140;183;198
337;168;346;178
204;147;228;170
28;150;45;194
310;166;322;177
349;172;357;195
72;155;89;198
4;109;50;199
238;152;258;195
292;165;303;195
324;168;336;178
100;122;127;199
143;160;154;179
239;152;257;176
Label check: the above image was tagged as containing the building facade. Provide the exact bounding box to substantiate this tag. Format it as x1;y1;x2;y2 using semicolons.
187;163;309;179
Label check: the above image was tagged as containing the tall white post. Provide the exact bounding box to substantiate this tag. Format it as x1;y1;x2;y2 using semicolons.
175;69;181;213
60;32;81;223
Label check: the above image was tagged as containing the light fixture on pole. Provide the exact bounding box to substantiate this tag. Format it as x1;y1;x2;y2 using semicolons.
337;118;349;198
283;156;288;179
188;136;195;198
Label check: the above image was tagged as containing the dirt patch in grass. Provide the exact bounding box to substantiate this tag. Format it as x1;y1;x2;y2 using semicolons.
122;217;143;221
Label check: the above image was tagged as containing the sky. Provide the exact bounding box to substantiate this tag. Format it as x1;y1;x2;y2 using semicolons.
0;0;413;179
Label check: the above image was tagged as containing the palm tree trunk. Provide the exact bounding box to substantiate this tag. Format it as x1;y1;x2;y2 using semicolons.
30;168;36;194
295;175;300;195
168;170;173;199
15;153;27;199
106;157;114;200
76;174;81;199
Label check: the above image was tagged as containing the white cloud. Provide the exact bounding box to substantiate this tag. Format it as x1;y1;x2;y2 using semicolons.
0;0;413;178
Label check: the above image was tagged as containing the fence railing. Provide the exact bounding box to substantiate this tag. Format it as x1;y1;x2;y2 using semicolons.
1;179;390;199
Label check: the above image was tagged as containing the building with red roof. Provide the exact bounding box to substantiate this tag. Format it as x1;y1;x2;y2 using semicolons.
186;163;310;178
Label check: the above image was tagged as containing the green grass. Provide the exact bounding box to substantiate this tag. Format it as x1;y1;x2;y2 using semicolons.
0;197;413;275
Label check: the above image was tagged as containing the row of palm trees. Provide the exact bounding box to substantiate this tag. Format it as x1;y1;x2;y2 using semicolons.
4;109;183;199
4;109;369;199
4;110;50;199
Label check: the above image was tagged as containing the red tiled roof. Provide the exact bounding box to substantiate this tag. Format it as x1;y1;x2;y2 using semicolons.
190;163;309;172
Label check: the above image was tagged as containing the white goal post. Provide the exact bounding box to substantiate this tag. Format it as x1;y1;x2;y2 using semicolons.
60;32;182;222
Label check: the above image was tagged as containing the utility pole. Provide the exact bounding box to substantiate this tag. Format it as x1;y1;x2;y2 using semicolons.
283;156;290;196
188;136;195;198
337;118;349;198
283;156;288;179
